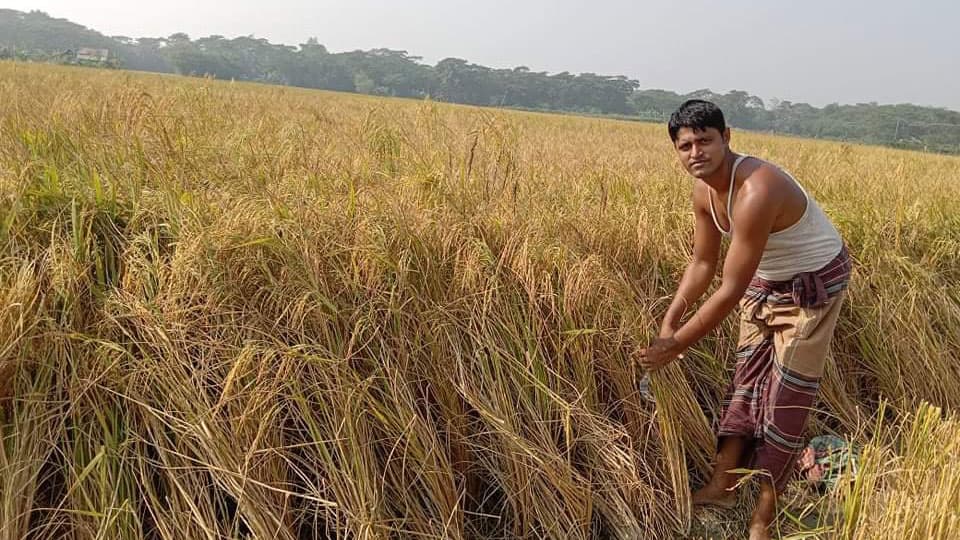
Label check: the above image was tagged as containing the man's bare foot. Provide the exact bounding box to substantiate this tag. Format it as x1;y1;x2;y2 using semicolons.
692;483;737;509
748;522;771;540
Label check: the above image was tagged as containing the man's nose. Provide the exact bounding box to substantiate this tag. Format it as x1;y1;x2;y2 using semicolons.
690;145;704;158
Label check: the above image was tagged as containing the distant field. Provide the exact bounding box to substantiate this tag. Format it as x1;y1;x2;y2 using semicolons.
1;61;959;539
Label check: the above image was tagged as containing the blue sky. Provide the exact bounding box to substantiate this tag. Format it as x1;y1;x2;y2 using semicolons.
5;0;958;111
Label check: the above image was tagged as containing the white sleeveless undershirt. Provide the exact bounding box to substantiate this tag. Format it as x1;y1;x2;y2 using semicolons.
708;155;843;281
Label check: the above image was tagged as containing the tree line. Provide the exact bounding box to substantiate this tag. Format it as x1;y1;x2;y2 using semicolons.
3;8;959;153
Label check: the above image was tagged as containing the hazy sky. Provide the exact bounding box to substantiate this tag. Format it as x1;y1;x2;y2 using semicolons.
6;0;959;111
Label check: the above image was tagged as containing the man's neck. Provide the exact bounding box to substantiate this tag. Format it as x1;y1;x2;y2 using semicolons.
700;151;739;194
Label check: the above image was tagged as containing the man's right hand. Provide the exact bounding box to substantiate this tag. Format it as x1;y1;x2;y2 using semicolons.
657;317;685;360
659;317;682;339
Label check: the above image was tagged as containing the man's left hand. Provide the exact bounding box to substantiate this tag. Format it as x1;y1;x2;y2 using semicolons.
636;337;685;371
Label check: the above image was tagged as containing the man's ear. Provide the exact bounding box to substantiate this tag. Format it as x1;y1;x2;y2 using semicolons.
723;127;731;145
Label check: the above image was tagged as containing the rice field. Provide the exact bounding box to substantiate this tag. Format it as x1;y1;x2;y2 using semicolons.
1;61;960;539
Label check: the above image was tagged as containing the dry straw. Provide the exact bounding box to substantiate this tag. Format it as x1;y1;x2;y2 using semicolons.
1;61;959;539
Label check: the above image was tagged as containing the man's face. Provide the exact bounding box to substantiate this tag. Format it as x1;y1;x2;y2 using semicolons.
673;127;730;179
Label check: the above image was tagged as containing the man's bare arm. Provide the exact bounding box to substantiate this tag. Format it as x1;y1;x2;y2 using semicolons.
660;183;722;336
670;182;779;351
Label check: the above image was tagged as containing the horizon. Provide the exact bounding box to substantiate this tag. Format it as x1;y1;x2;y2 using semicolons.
3;1;959;113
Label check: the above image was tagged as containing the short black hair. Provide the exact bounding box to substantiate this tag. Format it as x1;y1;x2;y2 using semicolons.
668;99;726;142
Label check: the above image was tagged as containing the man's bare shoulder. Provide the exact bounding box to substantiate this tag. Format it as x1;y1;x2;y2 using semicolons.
691;180;713;214
740;160;790;200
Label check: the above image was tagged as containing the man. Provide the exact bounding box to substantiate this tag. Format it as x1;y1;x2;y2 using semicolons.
637;100;851;540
